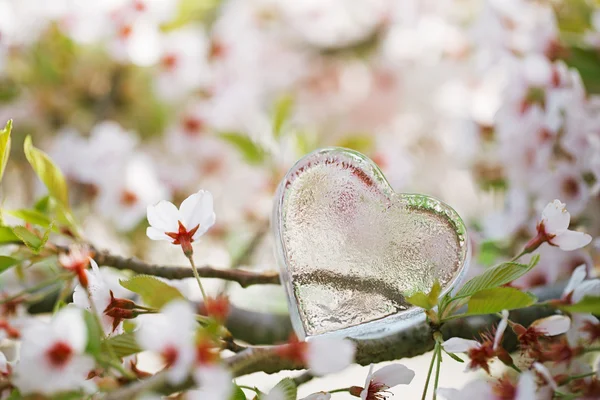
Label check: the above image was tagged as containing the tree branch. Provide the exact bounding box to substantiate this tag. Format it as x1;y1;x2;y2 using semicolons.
226;283;565;376
91;249;280;288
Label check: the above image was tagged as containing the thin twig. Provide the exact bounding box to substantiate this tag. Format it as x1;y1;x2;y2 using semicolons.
90;248;280;288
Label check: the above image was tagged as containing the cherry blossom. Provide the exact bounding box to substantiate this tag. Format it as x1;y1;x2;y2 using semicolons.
136;300;196;384
562;264;600;304
73;259;124;336
442;310;510;373
146;190;216;256
12;307;95;396
58;245;92;287
348;363;415;400
437;371;537;400
276;336;356;376
512;315;570;356
0;351;10;376
525;200;592;252
188;364;232;400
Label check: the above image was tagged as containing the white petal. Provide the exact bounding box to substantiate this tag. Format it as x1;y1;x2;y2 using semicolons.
551;230;592;251
192;365;232;400
568;313;599;345
179;190;215;234
515;371;538;400
371;363;415;388
437;380;493;400
532;363;557;390
572;279;600;304
541;200;569;235
167;348;195;384
146;226;172;241
300;392;331;400
530;315;570;336
563;264;588;298
0;352;8;374
306;337;355;376
52;307;87;353
494;310;509;350
147;200;180;232
363;364;374;391
442;338;480;353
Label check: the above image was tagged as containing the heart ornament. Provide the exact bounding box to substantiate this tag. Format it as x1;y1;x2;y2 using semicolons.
273;148;470;340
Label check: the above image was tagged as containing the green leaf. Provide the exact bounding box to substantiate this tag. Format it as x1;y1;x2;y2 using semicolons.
0;256;20;274
477;240;507;267
0;226;18;243
406;280;441;310
7;209;52;228
229;385;247;400
102;332;142;358
442;349;464;363
561;296;600;314
34;195;52;213
0;119;12;183
563;46;600;94
264;378;296;400
220;132;267;165
455;255;540;299
466;287;537;315
83;310;102;357
23;135;69;207
272;94;294;138
119;274;185;309
11;226;43;253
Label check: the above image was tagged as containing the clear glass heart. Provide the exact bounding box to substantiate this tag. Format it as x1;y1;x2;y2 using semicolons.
273;148;470;340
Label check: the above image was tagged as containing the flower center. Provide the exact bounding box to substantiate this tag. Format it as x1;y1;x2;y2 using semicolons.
162;346;179;368
47;341;73;368
166;221;200;256
120;190;139;206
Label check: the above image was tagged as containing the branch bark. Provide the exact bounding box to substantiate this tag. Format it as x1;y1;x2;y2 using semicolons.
226;283;565;376
91;249;280;288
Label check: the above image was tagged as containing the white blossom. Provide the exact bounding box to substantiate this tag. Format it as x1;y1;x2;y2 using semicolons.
358;363;415;400
538;200;592;251
188;365;233;400
136;300;196;384
12;307;95;396
305;337;355;376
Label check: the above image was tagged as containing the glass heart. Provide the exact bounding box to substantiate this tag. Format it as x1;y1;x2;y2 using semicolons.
273;148;470;340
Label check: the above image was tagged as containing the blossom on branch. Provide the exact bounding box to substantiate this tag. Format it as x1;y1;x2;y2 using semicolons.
136;300;196;384
276;335;355;376
437;371;537;400
58;245;92;288
525;200;592;252
146;190;216;256
349;363;415;400
12;308;95;396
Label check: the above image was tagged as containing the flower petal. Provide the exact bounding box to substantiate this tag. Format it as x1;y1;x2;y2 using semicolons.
441;338;480;353
371;363;415;388
146;226;171;241
437;380;493;400
494;310;509;350
192;365;232;400
179;190;215;235
515;371;538;400
0;351;8;374
541;200;570;235
306;337;355;376
563;264;588;298
572;279;600;304
551;230;592;251
530;315;570;336
52;307;87;353
147;200;179;232
532;363;557;390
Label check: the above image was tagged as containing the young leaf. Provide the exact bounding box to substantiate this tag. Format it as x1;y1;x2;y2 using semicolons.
0;256;20;274
229;385;247;400
466;287;537;316
442;348;464;363
0;119;12;183
7;209;52;228
220;132;266;165
23;135;69;207
102;332;142;358
561;296;600;314
265;378;297;400
11;226;43;253
119;275;185;309
455;255;540;299
407;280;441;310
272;94;294;138
83;310;102;358
0;226;18;243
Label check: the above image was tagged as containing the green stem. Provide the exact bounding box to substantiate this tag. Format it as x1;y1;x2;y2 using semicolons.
433;343;442;400
187;255;208;304
0;273;71;304
329;388;351;394
560;372;595;385
237;385;259;393
421;347;438;400
582;346;600;353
